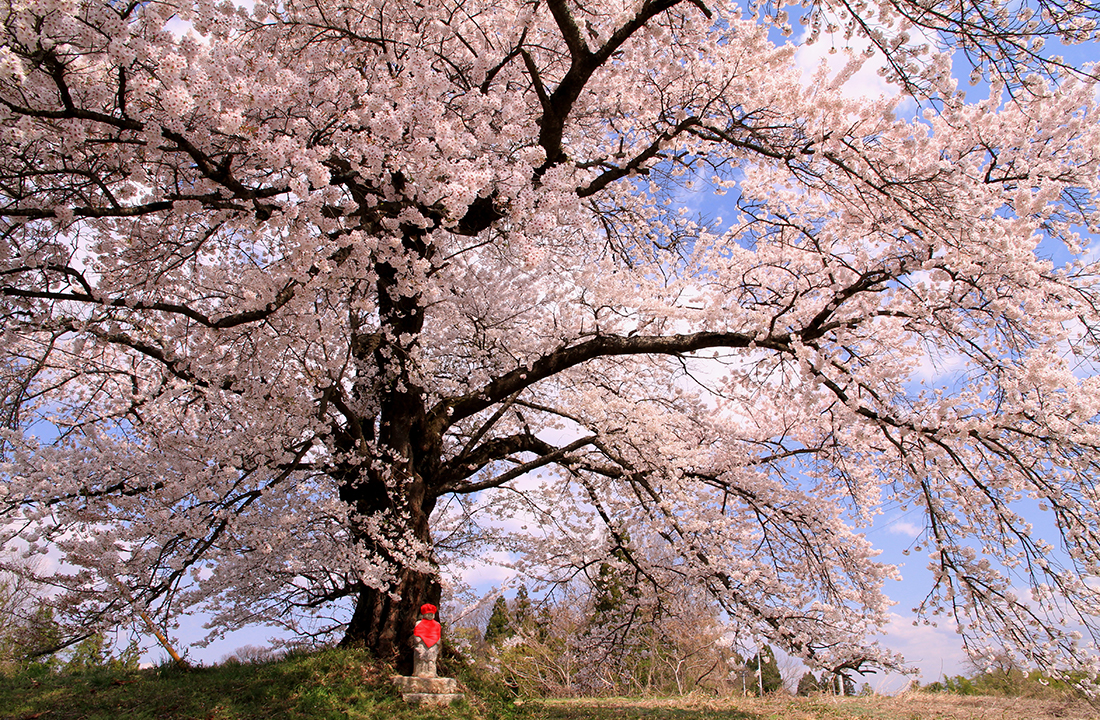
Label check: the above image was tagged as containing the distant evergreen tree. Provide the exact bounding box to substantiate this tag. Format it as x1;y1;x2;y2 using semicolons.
535;603;553;643
484;596;513;645
830;672;856;696
591;538;641;617
797;670;820;696
61;632;140;674
513;585;533;630
65;633;110;673
0;571;62;674
745;645;783;694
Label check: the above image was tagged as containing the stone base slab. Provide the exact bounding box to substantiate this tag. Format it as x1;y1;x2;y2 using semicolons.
401;692;465;706
392;675;463;705
392;675;458;693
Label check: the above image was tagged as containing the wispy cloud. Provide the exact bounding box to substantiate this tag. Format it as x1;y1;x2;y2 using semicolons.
788;23;931;118
880;611;970;686
886;518;924;539
794;37;899;102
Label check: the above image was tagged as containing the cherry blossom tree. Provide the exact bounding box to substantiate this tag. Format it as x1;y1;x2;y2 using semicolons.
1;0;1099;680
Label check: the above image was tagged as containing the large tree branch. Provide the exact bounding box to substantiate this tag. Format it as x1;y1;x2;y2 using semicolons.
435;434;598;496
3;244;354;330
537;0;692;170
2;278;298;331
429;330;771;432
578;118;700;197
1;185;289;221
544;0;592;61
0;83;142;133
438;431;555;486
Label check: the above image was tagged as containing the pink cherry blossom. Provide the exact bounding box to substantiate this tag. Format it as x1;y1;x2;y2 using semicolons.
1;0;1099;685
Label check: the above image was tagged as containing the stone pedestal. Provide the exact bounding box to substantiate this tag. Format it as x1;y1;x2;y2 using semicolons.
392;674;464;706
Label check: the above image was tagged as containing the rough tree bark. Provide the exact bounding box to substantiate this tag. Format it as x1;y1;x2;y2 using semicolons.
332;222;445;661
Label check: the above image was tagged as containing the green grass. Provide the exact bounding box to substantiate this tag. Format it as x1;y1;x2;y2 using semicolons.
2;649;1096;720
0;647;524;720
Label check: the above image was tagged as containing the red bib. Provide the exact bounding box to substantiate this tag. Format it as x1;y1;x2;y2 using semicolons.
414;619;441;648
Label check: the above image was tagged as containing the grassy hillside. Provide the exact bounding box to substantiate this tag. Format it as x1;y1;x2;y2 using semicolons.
0;648;490;720
1;647;1096;720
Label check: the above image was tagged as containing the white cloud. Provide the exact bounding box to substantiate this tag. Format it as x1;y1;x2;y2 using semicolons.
789;21;937;115
449;551;518;590
1083;237;1100;265
877;612;971;691
164;16;193;38
794;36;899;102
886;518;924;539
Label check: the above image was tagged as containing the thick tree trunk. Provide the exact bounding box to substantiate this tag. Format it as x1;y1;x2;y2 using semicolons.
340;564;441;671
337;228;442;669
336;456;440;671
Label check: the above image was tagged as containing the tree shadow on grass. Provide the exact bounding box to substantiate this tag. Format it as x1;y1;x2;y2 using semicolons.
534;700;761;720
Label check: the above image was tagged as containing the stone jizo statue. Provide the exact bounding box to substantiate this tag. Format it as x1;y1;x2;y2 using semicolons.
411;603;442;678
393;602;461;705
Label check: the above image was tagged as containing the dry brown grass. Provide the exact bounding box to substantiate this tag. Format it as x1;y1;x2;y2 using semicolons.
534;693;1100;720
798;693;1096;720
